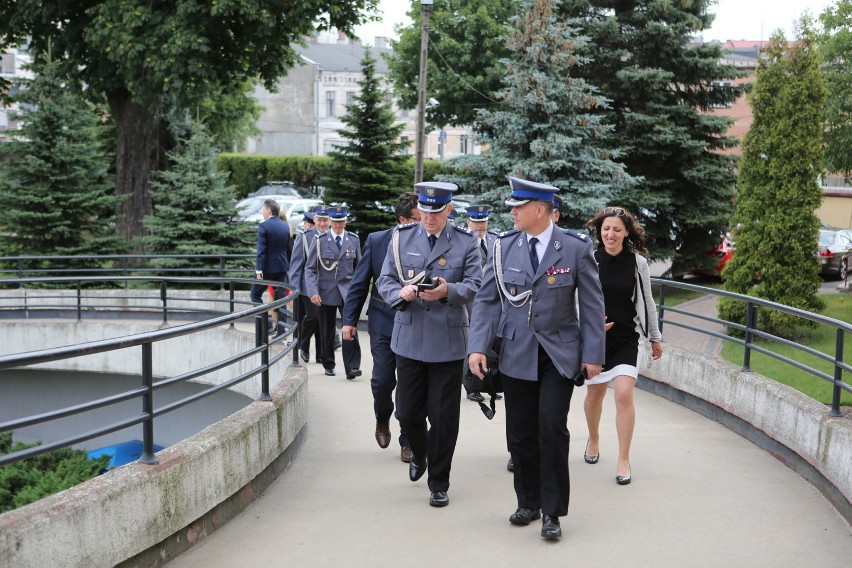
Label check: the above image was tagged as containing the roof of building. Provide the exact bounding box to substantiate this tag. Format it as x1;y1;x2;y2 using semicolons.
298;40;393;74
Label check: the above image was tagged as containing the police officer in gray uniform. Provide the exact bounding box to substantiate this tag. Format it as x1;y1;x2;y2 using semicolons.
468;177;606;540
288;207;324;362
305;205;362;379
376;181;482;508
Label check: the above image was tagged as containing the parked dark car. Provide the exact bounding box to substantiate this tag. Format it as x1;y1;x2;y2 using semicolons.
818;228;852;280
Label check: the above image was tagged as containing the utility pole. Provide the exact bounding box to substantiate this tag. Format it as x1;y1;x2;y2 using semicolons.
414;0;433;184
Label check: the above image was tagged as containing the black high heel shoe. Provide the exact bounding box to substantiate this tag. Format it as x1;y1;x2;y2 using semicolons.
583;441;599;465
616;465;631;485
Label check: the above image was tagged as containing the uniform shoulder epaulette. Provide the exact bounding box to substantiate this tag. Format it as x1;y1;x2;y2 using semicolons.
562;228;588;241
397;222;418;231
452;224;474;236
487;229;500;236
498;229;520;239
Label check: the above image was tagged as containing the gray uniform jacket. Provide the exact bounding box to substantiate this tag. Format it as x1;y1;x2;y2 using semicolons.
478;231;498;271
468;227;606;381
287;227;319;296
305;230;361;307
376;222;482;363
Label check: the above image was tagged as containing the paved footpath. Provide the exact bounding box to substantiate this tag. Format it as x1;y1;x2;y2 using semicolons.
169;317;852;567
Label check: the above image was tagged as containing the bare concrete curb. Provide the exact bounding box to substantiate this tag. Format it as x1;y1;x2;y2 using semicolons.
0;363;308;568
640;344;851;521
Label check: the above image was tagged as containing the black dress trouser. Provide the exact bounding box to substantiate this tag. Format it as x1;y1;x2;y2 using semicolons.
395;355;462;492
502;344;575;517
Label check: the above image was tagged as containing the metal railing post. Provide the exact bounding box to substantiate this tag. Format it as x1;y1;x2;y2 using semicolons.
257;312;272;401
228;281;236;331
139;342;159;464
76;280;82;321
160;281;168;324
219;258;226;291
657;285;666;335
292;293;302;367
742;302;756;372
830;328;843;417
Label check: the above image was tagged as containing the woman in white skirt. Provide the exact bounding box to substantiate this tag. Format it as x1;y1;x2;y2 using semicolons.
583;207;663;485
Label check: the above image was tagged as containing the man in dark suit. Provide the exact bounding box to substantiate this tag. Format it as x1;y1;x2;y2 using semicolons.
305;205;361;379
288;209;322;361
376;181;482;508
250;199;291;333
341;192;420;463
468;177;606;541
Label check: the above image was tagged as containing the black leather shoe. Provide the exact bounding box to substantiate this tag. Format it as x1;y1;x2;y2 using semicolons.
400;446;413;463
506;457;514;472
616;466;632;485
509;507;541;526
494;393;503;400
324;368;335;376
429;491;449;507
467;392;484;402
346;369;362;380
409;456;427;482
541;515;562;540
299;350;309;363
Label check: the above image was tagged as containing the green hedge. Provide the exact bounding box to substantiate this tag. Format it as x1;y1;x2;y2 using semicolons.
217;154;458;199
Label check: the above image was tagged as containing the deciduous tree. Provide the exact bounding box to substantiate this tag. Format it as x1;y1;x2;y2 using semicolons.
817;0;852;181
0;1;378;251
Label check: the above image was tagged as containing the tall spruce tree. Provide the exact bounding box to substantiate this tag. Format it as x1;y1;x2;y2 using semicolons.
0;56;120;263
447;0;630;231
719;26;827;337
562;0;746;270
323;47;409;237
144;119;255;271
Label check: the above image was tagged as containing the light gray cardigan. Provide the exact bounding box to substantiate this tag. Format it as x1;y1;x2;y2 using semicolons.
633;252;663;343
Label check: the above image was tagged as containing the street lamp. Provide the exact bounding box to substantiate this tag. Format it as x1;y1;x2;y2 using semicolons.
414;0;434;184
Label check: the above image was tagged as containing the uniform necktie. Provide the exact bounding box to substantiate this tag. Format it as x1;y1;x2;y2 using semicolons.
480;239;487;257
529;237;539;272
428;234;437;250
335;235;342;250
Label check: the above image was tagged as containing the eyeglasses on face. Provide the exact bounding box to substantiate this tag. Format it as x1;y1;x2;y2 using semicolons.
604;207;626;217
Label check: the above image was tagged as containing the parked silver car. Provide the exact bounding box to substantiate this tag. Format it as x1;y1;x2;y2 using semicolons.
818;228;852;280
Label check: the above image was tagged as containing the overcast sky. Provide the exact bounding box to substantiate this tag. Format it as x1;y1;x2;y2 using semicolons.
353;0;838;45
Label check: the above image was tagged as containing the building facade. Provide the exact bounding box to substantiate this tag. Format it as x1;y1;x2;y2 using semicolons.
246;32;478;160
0;45;33;140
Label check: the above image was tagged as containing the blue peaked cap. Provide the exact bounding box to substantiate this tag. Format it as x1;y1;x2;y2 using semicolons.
466;204;492;220
415;181;457;213
328;205;349;220
505;177;559;207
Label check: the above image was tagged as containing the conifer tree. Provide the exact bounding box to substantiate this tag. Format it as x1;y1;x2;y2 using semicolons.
0;56;120;263
323;46;409;237
144;119;255;272
448;0;630;231
719;26;827;337
562;0;746;271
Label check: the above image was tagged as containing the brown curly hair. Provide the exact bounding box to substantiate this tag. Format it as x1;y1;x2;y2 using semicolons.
587;206;648;257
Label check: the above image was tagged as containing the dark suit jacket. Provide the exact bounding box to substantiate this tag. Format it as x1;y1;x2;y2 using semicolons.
343;228;395;336
256;216;291;278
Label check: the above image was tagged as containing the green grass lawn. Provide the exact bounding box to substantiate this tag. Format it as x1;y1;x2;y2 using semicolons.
719;294;852;406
